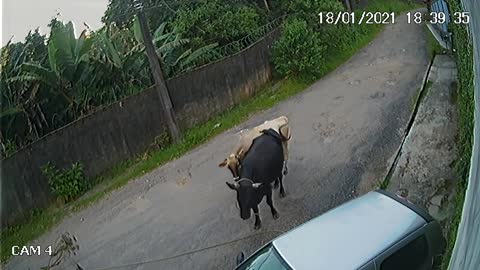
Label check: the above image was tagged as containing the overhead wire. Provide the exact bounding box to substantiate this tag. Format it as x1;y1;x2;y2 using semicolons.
88;230;285;270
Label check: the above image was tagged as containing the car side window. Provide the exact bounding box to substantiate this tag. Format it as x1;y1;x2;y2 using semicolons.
236;244;291;270
380;235;430;270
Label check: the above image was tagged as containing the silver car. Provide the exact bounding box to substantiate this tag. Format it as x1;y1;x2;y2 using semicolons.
234;189;445;270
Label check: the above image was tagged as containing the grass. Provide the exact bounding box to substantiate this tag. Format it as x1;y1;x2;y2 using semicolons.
0;209;65;263
364;0;422;12
380;174;391;189
441;183;467;269
0;0;420;264
439;1;475;268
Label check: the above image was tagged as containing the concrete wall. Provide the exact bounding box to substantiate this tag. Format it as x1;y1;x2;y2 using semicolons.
0;28;280;227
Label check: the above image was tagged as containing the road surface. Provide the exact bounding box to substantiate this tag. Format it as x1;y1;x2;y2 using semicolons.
6;14;429;270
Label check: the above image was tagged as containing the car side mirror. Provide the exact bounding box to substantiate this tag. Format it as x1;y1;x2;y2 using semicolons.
236;251;245;265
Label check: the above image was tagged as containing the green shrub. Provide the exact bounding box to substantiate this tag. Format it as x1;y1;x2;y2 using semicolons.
1;139;18;158
272;18;327;81
278;0;345;28
271;0;362;81
173;0;265;47
440;1;475;268
42;163;89;202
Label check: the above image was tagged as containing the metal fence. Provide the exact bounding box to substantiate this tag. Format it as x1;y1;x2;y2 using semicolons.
430;0;453;48
172;15;286;76
448;0;480;269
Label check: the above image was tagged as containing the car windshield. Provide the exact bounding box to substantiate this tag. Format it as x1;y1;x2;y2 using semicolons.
237;244;291;270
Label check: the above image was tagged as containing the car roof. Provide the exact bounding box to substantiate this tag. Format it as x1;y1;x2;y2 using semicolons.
272;191;426;270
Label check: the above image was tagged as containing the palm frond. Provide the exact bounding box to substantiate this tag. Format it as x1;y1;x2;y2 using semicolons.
5;74;44;83
75;30;94;63
154;22;168;38
180;43;219;69
47;38;59;75
0;105;24;118
133;16;144;44
173;48;192;66
155;38;190;55
100;32;123;69
20;62;58;86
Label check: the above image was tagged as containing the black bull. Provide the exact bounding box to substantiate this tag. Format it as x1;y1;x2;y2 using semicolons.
226;128;286;230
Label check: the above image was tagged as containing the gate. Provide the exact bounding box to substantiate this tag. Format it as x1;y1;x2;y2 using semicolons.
430;0;452;48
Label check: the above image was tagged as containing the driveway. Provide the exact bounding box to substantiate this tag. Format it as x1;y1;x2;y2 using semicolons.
6;14;429;270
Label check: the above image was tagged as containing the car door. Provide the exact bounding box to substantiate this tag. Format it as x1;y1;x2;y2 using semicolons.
374;225;434;270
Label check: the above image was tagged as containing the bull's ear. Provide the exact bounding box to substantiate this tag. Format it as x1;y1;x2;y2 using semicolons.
218;159;228;167
279;125;291;141
226;181;239;190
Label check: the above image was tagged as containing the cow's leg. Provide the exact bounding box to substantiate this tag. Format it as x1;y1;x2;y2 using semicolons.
282;141;289;175
279;175;286;198
253;206;262;230
266;189;279;220
273;179;279;189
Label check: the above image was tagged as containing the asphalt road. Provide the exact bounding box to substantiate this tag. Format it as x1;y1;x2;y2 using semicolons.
6;14;429;270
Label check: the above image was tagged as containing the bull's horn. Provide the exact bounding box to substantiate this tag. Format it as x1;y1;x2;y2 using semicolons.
226;181;240;190
218;159;228;167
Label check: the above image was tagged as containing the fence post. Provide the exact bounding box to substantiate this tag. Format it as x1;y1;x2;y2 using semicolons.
133;0;181;142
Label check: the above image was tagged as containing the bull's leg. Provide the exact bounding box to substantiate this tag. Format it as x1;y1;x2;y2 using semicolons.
283;160;288;175
266;189;279;220
253;206;262;230
273;179;279;189
279;175;286;198
282;142;289;175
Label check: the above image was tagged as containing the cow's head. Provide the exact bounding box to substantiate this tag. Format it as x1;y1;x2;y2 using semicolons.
226;179;261;220
219;154;241;178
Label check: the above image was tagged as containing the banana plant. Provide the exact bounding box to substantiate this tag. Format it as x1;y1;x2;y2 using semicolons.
176;43;222;72
97;24;147;74
10;21;95;122
1;31;51;155
133;17;219;77
89;23;151;105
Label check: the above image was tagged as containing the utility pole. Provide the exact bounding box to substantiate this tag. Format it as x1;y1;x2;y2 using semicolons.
262;0;270;12
133;0;181;142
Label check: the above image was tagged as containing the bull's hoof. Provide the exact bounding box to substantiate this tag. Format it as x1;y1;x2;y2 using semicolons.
254;223;262;230
283;167;288;175
280;190;286;198
273;212;279;220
